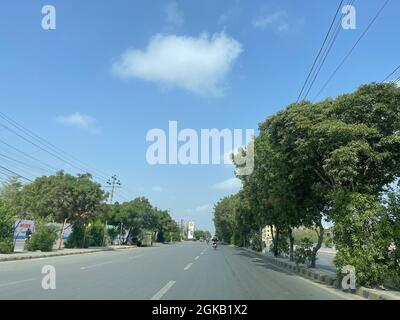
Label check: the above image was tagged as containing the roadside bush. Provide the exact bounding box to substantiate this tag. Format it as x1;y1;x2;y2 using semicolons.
332;192;392;287
25;221;58;252
86;220;104;247
64;221;106;248
0;199;15;254
0;239;13;254
294;238;314;267
250;232;262;252
64;223;86;248
107;225;119;243
270;232;289;257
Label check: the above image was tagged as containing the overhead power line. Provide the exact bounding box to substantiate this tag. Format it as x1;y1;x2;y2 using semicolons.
297;0;345;103
302;0;357;101
382;64;400;83
0;152;50;176
314;0;391;101
0;165;32;182
0;111;111;182
0;116;109;183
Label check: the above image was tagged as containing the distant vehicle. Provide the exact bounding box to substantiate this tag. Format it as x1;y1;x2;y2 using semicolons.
199;237;204;242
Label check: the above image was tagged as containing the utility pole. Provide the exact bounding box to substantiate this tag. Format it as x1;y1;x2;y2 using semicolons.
103;175;121;246
106;174;121;204
180;219;184;241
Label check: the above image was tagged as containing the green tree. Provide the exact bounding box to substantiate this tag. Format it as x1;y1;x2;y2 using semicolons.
0;176;22;204
332;191;393;287
17;171;107;248
0;199;16;253
213;194;240;243
109;197;174;245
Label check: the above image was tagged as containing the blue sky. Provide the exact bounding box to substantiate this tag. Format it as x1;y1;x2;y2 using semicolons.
0;0;399;232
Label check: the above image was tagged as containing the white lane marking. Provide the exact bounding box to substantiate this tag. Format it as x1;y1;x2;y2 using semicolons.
80;261;112;270
200;252;204;255
184;263;193;271
127;254;146;260
195;256;200;260
151;280;176;300
0;278;37;288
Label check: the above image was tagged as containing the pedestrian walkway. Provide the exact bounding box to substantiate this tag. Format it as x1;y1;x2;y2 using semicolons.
0;245;136;262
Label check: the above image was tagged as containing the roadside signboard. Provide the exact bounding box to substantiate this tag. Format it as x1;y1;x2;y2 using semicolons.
187;221;195;240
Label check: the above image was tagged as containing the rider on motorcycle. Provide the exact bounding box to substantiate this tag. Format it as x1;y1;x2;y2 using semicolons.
25;228;33;242
211;236;219;248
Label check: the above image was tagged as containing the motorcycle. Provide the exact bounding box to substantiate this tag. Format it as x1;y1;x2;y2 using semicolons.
212;241;217;249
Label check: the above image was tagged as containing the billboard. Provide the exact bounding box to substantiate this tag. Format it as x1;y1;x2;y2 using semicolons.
13;219;72;240
187;221;195;240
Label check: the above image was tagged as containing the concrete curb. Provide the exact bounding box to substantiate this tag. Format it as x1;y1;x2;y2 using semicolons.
236;246;399;300
354;287;398;300
0;246;136;263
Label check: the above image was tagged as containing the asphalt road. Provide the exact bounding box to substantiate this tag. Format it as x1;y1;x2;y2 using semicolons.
0;242;358;300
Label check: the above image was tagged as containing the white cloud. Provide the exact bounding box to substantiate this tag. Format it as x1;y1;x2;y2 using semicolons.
195;204;212;213
212;177;242;191
252;10;303;33
165;1;184;27
112;32;242;96
55;112;100;134
152;186;163;192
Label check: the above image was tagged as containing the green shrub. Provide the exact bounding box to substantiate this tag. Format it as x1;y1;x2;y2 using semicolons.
64;221;106;248
25;223;58;252
332;192;393;287
250;232;262;252
294;237;314;267
0;239;13;254
64;223;86;248
0;199;15;253
270;232;289;256
86;220;105;247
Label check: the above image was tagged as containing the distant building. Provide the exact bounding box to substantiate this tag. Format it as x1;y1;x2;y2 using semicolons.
262;225;275;252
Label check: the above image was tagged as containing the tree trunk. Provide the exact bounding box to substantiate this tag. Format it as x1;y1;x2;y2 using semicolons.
273;227;280;257
119;222;123;245
288;226;294;261
311;225;324;268
102;220;108;247
58;218;67;250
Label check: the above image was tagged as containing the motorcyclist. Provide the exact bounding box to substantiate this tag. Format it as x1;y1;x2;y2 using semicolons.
25;228;32;242
211;236;219;248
